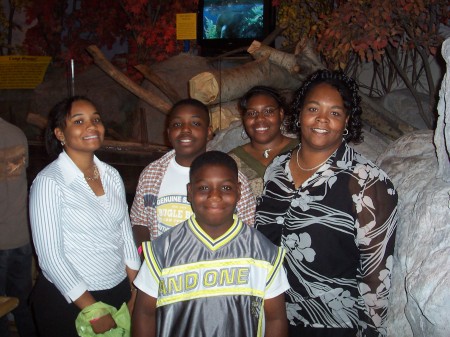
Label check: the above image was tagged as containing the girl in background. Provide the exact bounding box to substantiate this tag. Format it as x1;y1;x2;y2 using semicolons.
228;86;298;196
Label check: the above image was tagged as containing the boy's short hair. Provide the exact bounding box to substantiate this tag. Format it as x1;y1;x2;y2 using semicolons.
190;151;238;180
168;98;210;125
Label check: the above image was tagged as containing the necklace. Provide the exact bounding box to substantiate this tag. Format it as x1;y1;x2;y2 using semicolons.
263;149;272;159
296;149;328;172
84;164;100;181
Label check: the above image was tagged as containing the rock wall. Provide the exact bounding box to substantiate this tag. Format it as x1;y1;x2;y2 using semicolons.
208;120;392;163
377;38;450;337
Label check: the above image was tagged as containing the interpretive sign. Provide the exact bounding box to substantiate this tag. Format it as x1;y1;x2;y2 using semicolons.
176;13;197;40
0;56;51;89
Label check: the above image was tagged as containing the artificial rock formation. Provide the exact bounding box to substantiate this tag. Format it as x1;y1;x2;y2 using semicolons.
377;37;450;337
191;40;414;141
208;120;391;163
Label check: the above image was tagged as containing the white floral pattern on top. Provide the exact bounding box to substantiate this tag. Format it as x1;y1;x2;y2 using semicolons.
285;233;316;262
256;142;398;337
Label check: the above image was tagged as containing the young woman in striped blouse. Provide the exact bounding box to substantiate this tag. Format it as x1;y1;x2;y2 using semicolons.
29;96;140;337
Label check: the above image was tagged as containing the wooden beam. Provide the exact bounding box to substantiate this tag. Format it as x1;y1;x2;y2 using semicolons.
86;45;171;115
134;64;181;104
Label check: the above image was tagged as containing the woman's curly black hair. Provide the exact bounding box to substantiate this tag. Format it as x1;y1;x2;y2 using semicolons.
290;69;363;143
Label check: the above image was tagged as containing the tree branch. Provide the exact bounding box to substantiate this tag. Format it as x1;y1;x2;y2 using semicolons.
385;45;433;128
134;64;181;104
86;45;171;115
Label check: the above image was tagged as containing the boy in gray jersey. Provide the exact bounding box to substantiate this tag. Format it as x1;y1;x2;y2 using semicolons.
132;151;289;337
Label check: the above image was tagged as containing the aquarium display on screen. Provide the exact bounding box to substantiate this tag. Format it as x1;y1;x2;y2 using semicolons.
202;0;265;40
197;0;274;56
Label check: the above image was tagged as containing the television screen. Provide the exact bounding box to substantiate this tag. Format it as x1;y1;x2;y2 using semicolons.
201;0;265;41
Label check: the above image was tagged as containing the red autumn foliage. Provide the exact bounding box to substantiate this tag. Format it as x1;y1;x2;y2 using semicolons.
309;0;449;127
22;0;198;77
312;0;448;68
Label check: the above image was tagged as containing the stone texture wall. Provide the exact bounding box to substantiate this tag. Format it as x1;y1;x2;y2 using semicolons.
377;38;450;337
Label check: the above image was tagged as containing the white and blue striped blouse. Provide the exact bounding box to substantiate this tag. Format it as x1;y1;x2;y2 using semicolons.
29;151;140;303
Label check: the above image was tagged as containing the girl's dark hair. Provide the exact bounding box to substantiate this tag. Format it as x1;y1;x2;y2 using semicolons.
45;95;95;158
290;69;363;143
190;150;238;181
238;86;295;133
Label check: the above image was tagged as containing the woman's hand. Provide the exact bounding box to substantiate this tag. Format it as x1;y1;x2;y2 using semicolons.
90;313;116;334
126;266;139;315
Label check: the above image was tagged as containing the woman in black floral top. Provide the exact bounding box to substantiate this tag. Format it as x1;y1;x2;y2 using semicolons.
255;69;398;337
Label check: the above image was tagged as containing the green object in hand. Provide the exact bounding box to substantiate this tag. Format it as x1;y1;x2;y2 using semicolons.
75;302;130;337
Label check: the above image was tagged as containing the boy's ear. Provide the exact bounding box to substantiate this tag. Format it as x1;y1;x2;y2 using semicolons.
206;126;213;141
187;183;192;202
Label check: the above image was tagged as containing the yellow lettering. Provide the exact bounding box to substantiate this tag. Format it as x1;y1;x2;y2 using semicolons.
160;267;250;297
167;275;183;294
159;279;168;296
237;268;250;284
219;268;236;286
203;270;218;287
185;272;198;291
160;272;199;296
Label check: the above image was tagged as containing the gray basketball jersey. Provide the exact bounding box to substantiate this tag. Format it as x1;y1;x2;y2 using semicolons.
142;215;287;337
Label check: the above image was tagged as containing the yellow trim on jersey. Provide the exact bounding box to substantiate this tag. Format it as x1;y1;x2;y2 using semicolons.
141;217;287;316
161;258;272;275
266;247;286;290
143;241;161;282
157;287;264;307
258;300;264;337
188;215;242;251
155;257;273;307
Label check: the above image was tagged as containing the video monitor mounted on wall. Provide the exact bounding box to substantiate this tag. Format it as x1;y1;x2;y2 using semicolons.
197;0;275;56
